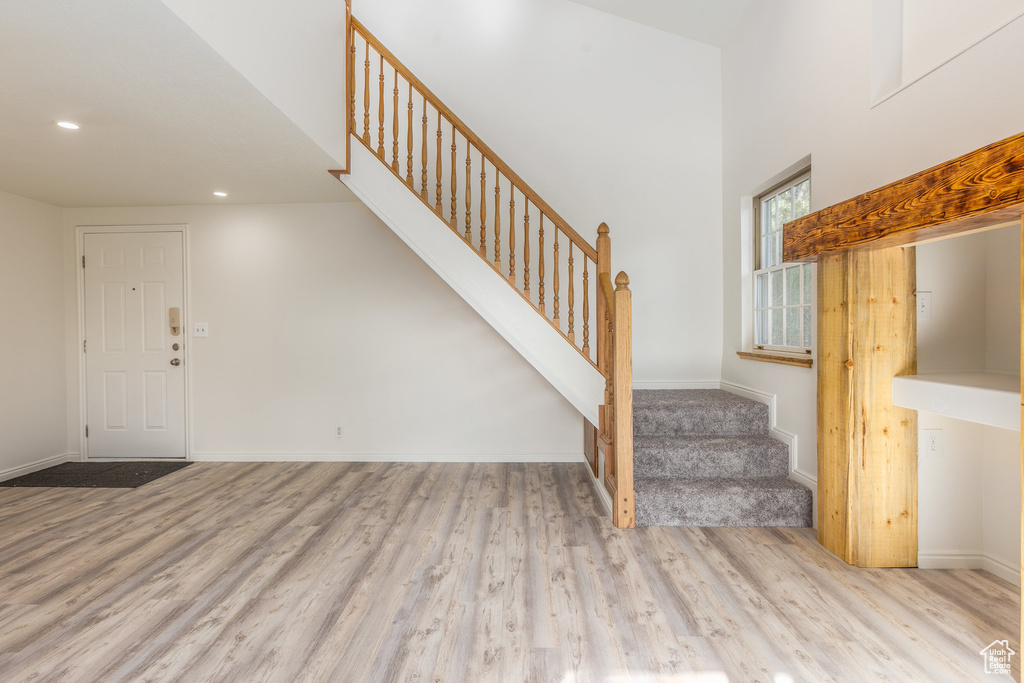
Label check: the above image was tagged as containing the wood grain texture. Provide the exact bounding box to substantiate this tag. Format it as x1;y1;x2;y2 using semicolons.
817;247;918;567
785;130;1024;261
0;462;1015;681
736;350;813;369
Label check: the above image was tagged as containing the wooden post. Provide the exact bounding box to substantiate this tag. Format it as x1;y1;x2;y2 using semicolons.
817;246;917;567
1019;213;1023;655
612;271;635;529
596;223;612;445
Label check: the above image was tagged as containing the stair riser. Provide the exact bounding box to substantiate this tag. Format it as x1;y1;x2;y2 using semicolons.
635;488;812;527
633;406;770;437
634;449;788;479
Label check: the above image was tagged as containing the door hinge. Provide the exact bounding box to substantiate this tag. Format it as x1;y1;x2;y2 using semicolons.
83;339;87;353
85;425;89;438
82;255;85;268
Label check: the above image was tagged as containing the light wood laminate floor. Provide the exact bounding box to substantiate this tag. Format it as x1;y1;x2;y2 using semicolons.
0;462;1017;682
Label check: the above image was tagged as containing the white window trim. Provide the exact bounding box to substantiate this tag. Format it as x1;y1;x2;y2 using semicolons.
738;157;814;362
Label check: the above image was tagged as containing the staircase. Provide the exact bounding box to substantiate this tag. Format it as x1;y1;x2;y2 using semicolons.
632;390;812;527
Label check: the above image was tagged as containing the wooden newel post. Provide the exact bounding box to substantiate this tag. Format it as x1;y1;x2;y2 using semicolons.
612;271;635;529
596;223;612;446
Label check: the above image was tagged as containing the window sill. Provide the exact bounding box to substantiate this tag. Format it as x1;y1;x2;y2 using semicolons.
737;350;813;369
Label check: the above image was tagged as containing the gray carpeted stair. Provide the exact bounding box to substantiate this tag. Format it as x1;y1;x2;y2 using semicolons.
633;389;812;527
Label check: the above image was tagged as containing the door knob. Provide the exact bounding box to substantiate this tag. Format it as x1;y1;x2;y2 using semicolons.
170;358;181;366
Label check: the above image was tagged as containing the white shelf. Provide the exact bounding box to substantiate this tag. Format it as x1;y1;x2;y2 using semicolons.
892;372;1021;431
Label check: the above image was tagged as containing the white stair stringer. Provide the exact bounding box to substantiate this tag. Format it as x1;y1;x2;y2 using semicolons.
342;143;605;424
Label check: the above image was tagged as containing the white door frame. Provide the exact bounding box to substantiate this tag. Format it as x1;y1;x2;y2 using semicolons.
75;224;192;461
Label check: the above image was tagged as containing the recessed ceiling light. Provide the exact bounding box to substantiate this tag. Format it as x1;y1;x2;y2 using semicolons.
56;121;80;130
212;191;228;197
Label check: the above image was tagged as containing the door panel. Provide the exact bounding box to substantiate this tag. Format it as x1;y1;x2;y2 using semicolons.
84;232;186;459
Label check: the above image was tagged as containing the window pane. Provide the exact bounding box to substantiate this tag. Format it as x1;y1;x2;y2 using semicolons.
756;273;768;308
802;305;812;348
774;230;783;264
759;236;769;269
768;197;777;233
756;310;768;345
766;234;778;268
771;308;783;345
802;264;812;304
785;266;801;306
794;179;810;218
771;270;784;306
777;188;793;224
786;307;801;347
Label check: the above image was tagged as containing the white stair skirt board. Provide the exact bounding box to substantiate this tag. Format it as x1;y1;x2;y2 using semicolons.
342;143;605;425
191;452;585;463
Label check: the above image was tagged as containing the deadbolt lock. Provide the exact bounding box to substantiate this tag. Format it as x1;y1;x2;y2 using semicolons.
172;343;180;351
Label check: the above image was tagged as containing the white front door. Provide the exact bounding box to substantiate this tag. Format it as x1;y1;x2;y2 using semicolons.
83;231;186;459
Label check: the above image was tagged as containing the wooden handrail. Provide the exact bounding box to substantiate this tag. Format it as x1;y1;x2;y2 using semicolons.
352;18;597;261
343;20;634;529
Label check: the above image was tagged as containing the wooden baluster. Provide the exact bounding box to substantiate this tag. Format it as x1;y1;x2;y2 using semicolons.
523;202;531;300
567;242;575;343
552;230;560;329
538;215;545;314
450;125;457;229
392;71;400;171
493;175;501;269
465;146;472;242
435;113;442;211
479;153;487;255
377;55;385;157
406;84;414;185
362;43;370;143
349;27;356;138
508;191;516;285
596;223;611;377
582;257;590;356
612;272;635;529
420;100;428;199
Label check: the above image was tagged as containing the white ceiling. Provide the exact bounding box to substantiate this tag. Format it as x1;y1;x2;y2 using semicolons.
0;0;355;208
566;0;755;47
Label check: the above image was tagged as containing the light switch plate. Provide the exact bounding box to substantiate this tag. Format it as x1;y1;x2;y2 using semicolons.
193;322;209;337
916;291;932;320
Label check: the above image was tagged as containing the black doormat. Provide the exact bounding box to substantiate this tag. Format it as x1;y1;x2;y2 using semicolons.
0;462;191;488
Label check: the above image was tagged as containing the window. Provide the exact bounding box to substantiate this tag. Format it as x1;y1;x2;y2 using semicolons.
753;173;812;352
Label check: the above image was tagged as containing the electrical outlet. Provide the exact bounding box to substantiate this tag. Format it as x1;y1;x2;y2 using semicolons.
335;425;343;438
193;322;209;337
916;291;932;320
922;429;942;457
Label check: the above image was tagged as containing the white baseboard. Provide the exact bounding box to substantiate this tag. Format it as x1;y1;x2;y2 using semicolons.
633;380;721;390
0;452;74;483
918;551;1021;586
190;452;585;463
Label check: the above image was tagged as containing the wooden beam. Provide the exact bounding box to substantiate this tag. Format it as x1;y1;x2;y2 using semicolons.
785;130;1024;261
817;246;918;567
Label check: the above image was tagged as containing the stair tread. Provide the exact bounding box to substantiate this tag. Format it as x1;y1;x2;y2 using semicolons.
633;389;770;437
634;434;787;451
634;476;809;492
633;389;762;409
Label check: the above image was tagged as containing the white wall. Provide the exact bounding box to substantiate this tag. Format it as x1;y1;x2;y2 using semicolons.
0;190;68;479
355;0;724;384
917;227;1021;584
720;1;1024;501
902;0;1024;83
63;202;583;461
159;0;349;166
